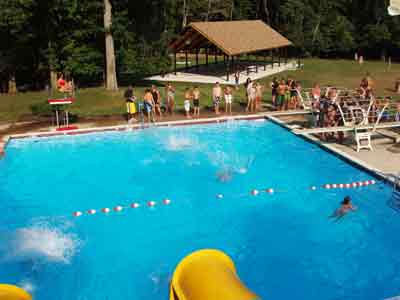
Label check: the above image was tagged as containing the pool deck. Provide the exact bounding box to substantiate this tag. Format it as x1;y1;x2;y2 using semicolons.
1;111;399;183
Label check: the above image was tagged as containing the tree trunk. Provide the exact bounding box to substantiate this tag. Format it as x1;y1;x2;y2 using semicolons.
50;70;58;93
104;0;118;91
230;0;234;20
8;74;17;94
206;0;211;21
262;0;270;24
182;0;188;28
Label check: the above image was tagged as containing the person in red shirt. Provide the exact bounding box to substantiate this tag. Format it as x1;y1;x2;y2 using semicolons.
57;73;66;93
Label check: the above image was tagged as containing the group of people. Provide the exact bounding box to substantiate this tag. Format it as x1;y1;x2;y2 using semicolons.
309;85;345;142
307;76;380;142
125;85;166;123
124;81;252;123
270;77;302;111
244;78;264;112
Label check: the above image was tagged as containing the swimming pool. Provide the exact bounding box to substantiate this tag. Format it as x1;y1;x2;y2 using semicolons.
0;120;398;300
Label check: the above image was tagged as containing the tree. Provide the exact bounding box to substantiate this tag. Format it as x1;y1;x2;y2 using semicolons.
0;0;34;93
103;0;118;90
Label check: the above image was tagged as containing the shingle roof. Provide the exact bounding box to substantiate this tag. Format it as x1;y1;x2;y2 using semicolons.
169;20;292;56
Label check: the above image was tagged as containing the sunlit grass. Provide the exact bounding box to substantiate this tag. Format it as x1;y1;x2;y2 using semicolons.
0;58;398;123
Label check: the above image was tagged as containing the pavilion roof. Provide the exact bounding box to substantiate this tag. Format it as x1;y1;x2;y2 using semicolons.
169;20;292;56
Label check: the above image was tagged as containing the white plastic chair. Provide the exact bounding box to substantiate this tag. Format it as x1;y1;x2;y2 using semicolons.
355;130;373;152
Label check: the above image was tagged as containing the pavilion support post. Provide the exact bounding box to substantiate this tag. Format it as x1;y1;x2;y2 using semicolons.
271;50;274;69
255;54;258;73
284;48;288;64
185;50;188;71
264;51;267;71
226;56;230;82
196;50;199;71
231;56;234;72
205;48;209;66
174;51;177;75
278;49;281;67
215;49;218;64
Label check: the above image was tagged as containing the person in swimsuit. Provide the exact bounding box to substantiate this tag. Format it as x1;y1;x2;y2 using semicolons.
192;86;200;117
245;81;255;112
184;88;192;118
143;89;155;123
224;85;233;114
270;77;278;107
234;71;240;90
165;83;175;115
124;85;137;121
289;80;298;109
255;82;263;111
57;73;66;94
216;168;233;183
213;82;222;115
312;83;321;101
276;80;287;111
329;196;357;222
151;85;162;118
396;103;400;122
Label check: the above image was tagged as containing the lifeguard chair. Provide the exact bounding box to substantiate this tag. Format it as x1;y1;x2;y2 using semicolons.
48;97;77;131
48;74;78;131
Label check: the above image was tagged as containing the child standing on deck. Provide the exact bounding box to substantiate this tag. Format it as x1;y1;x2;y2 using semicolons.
184;88;192;118
224;85;233;114
192;86;200;117
213;82;222;115
124;85;137;122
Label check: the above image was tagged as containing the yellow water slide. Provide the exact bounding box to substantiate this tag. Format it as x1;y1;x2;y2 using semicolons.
0;284;32;300
170;249;259;300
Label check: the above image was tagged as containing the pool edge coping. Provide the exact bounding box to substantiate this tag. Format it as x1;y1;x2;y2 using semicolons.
1;114;271;154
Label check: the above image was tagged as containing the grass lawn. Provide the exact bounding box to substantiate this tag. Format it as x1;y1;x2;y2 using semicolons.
0;58;399;123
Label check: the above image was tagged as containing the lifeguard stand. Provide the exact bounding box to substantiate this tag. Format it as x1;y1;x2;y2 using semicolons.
48;75;78;131
48;97;77;131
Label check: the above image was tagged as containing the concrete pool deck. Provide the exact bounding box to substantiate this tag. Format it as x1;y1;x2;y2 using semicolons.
1;111;399;183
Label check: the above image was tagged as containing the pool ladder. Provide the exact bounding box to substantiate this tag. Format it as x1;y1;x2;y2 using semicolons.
388;175;400;212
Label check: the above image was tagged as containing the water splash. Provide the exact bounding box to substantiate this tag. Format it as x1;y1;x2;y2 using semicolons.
165;135;195;151
209;151;254;176
19;280;35;294
216;168;233;183
2;220;80;264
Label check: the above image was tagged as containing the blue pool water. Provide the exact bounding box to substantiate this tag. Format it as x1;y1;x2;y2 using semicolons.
0;120;399;300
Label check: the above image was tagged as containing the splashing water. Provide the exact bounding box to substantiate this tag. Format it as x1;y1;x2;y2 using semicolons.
165;135;195;151
4;222;80;264
209;150;254;176
19;280;35;293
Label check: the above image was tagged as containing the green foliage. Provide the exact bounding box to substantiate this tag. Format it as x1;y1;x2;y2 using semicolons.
30;101;53;117
0;0;398;90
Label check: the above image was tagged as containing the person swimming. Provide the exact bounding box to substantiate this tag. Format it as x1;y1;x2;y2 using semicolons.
216;168;233;183
329;196;357;222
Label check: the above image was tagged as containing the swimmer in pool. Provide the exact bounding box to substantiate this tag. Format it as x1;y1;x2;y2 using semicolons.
216;169;233;183
329;196;357;222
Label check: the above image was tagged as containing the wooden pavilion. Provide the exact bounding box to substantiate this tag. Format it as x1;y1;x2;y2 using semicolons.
169;20;294;81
